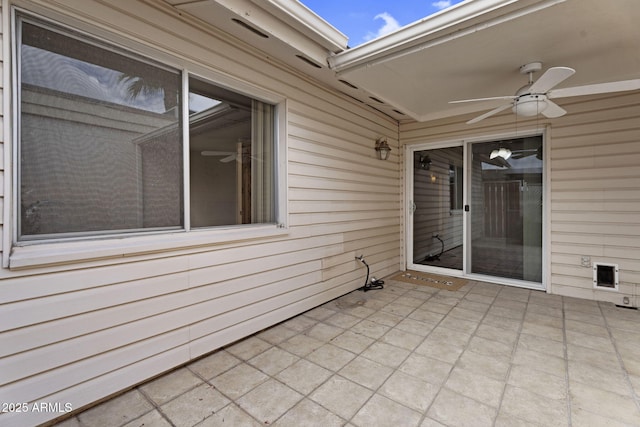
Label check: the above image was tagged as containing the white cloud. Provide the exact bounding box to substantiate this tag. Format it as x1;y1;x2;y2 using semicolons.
363;12;401;42
432;1;452;10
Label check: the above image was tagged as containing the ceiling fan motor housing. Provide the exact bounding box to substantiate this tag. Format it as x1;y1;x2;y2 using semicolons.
513;94;548;116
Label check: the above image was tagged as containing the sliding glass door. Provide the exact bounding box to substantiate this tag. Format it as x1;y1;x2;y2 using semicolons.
410;146;464;272
470;136;543;283
408;134;544;287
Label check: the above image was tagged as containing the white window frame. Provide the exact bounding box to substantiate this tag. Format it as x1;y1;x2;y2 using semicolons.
6;6;288;269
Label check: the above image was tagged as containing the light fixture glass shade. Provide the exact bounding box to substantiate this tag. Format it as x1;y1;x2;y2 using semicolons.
375;138;391;160
490;147;512;160
513;95;547;117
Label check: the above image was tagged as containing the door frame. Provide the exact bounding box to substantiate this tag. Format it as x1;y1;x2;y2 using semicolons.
404;127;550;291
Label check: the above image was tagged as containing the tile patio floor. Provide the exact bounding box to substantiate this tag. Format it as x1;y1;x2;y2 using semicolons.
55;278;640;427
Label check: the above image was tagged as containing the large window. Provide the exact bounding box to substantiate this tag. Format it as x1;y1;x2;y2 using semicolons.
16;14;277;241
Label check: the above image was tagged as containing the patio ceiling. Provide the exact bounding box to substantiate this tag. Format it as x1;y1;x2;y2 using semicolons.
163;0;640;124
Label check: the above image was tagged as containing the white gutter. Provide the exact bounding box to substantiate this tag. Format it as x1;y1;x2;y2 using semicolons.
329;0;566;73
255;0;348;53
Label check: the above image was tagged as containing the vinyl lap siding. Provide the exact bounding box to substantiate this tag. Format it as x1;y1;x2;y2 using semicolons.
549;93;640;306
0;1;400;426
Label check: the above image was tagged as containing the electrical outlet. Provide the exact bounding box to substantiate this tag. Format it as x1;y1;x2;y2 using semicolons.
581;256;591;267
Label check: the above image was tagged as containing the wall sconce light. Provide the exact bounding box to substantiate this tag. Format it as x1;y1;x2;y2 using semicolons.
375;138;392;160
419;155;432;170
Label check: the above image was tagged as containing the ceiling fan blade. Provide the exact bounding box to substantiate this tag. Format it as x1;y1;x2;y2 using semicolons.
541;100;567;118
467;103;513;124
528;67;575;93
219;154;236;163
548;79;640;98
201;150;234;156
450;96;516;104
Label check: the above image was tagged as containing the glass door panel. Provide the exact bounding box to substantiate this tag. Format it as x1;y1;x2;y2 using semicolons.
412;146;464;271
470;136;543;282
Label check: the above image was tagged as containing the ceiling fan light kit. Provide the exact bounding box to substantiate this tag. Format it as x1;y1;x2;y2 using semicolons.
450;62;640;124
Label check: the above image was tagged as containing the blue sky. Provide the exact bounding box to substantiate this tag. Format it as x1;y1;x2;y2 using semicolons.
300;0;466;47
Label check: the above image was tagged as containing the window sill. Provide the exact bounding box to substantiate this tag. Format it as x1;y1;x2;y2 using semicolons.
9;225;288;270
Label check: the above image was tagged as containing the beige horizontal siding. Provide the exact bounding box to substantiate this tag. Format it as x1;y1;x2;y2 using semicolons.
0;1;400;425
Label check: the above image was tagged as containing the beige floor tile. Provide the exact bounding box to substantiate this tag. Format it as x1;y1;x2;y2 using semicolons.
236;379;303;425
188;350;240;380
448;306;485;322
474;323;519;347
160;384;230;427
566;344;622;372
500;385;567;427
488;305;524;320
305;322;344;342
462;292;495;305
512;347;566;378
361;342;410;368
570;407;634;427
398;353;453;385
507;365;567;399
424;325;472;347
394;318;434;337
565;330;616;354
140;368;203;405
309;375;373;420
481;313;522;331
77;389;153;427
303;306;336;321
438;315;479;334
456;350;510;381
352;393;422;427
525;311;564;329
455;299;490;313
282;314;318;331
419;301;454;315
226;336;273;360
366;310;404;327
467;335;514;358
379;371;439;412
273;399;345;427
525;304;564;319
306;343;356;371
51;417;81;427
428;388;496;427
122;410;171;427
564;309;605;326
445;367;505;408
278;333;324;357
420;416;447;427
492;298;527;312
331;329;375;353
564;319;609;338
210;363;268;400
339;356;394;390
350;319;391;339
569;360;631;395
414;340;464;364
494;413;545;427
517;333;565;359
395;295;426;308
325;312;362;329
275;359;332;395
197;403;261;426
248;347;299;376
257;324;299;344
380;327;424;350
520;321;564;342
570;381;640;425
381;302;416;317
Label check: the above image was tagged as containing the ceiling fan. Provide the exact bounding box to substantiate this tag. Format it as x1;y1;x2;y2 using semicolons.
451;62;640;124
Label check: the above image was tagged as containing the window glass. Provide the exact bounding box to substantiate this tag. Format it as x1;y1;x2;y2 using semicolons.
19;18;183;238
17;14;278;242
188;77;275;227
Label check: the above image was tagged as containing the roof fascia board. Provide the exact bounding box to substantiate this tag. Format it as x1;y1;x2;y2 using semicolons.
329;0;565;73
254;0;348;53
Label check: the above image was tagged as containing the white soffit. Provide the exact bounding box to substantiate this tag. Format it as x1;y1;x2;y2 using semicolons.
329;0;640;123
